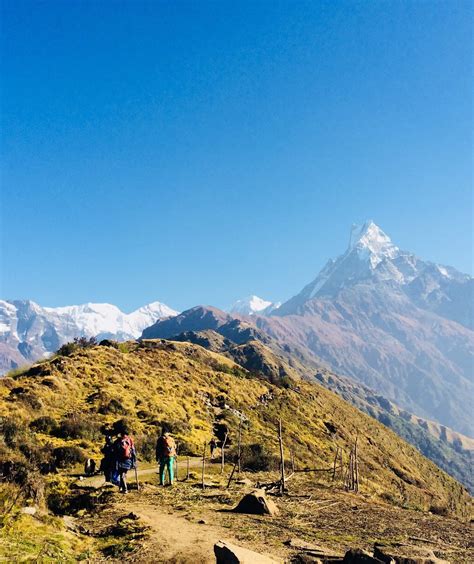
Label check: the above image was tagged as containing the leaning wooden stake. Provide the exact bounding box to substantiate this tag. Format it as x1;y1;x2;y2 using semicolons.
221;433;228;474
338;448;344;482
201;442;206;489
237;417;243;473
226;460;238;489
186;456;190;480
332;446;339;481
278;418;285;495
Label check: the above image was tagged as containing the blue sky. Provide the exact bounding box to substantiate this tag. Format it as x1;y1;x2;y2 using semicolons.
1;1;472;312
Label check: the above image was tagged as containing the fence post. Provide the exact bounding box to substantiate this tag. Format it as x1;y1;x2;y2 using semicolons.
278;418;285;495
201;442;206;489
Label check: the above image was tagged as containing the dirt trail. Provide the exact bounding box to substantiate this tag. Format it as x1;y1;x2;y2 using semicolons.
120;497;225;563
79;461;284;563
79;457;203;489
108;489;284;564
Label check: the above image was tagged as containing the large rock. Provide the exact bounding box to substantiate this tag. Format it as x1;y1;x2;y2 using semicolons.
373;544;449;564
214;540;279;563
343;548;385;563
232;489;279;516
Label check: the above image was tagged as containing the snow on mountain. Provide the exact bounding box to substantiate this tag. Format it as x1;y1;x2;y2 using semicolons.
0;299;178;373
264;221;474;434
228;295;280;316
279;220;472;319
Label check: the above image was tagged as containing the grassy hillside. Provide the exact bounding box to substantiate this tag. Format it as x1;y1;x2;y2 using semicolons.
1;339;470;520
170;327;474;492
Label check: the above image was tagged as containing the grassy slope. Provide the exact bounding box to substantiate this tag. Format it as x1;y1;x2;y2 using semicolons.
1;340;470;518
172;328;474;493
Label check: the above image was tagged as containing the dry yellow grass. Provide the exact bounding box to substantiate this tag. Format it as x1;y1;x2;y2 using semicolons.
1;339;471;521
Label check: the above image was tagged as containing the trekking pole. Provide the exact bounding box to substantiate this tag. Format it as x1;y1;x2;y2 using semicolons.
134;463;140;492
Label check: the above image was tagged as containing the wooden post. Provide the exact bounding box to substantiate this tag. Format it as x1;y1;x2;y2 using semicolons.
339;449;344;482
201;442;206;489
175;442;179;482
221;433;228;474
237;417;243;473
354;436;359;492
278;418;285;495
186;456;190;480
332;446;339;481
291;450;295;474
226;461;238;488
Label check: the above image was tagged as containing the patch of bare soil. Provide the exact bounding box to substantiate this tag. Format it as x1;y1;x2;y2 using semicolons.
80;471;473;563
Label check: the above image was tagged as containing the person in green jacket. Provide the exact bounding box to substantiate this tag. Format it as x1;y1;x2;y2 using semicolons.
155;430;177;486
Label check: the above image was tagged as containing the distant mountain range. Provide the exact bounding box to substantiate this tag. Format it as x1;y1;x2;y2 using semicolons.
144;221;473;437
2;220;472;438
0;300;177;373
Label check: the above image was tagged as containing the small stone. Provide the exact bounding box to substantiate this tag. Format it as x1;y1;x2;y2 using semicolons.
235;478;253;486
21;506;37;515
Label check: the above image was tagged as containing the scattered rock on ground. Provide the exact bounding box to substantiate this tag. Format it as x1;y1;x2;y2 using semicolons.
233;489;279;516
343;548;384;563
284;538;343;561
373;544;449;564
235;478;253;486
214;540;279;563
21;506;37;515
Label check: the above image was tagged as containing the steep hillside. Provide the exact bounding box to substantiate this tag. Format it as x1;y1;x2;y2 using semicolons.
143;311;474;492
1;340;470;520
259;221;474;436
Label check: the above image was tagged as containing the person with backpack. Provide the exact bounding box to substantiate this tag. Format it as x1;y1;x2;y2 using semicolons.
155;429;177;486
100;434;115;483
113;424;136;494
209;438;217;459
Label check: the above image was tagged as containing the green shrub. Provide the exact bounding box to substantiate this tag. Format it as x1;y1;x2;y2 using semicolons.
57;336;97;357
0;417;28;448
29;416;58;434
52;446;86;468
240;444;277;472
53;414;101;441
98;398;127;415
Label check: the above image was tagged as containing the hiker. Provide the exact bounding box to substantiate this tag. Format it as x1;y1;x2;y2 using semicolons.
100;434;115;483
113;425;136;494
156;430;177;486
209;438;217;459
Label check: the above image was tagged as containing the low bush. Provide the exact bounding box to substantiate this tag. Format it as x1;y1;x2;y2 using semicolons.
52;446;86;468
98;398;127;415
29;416;58;434
57;336;97;357
240;443;277;472
53;414;101;441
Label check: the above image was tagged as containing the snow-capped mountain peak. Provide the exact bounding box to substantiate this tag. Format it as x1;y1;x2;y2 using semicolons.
349;220;399;267
0;299;179;373
276;221;473;326
229;295;278;316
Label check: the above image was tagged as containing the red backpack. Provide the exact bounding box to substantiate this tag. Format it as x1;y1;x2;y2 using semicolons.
118;435;134;460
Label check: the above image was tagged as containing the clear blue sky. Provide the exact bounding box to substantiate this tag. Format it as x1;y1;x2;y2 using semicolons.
1;1;472;312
